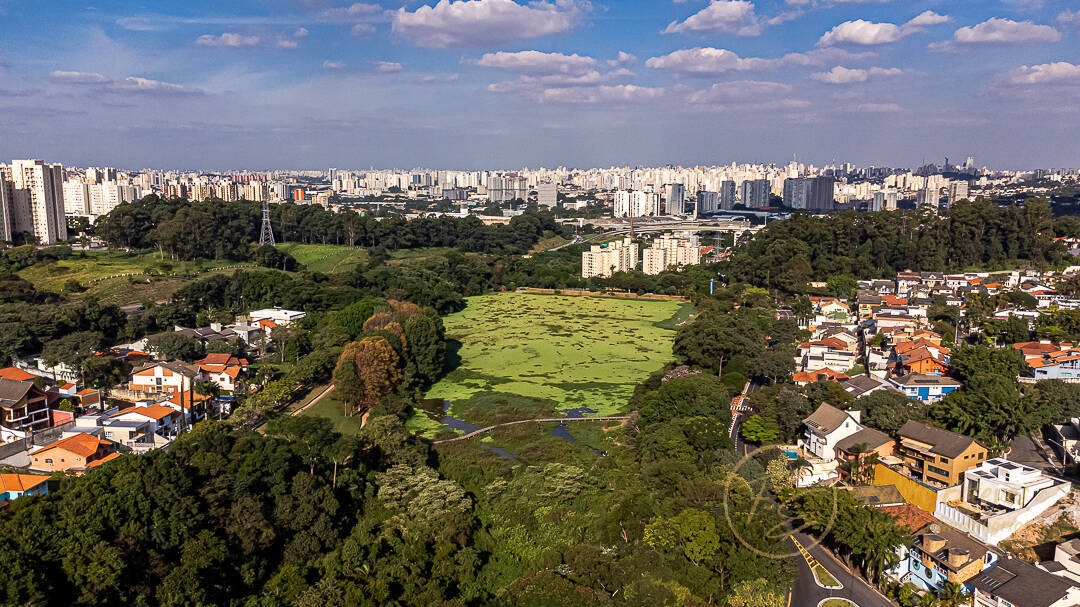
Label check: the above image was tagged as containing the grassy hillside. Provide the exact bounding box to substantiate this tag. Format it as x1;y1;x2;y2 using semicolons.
275;243;369;274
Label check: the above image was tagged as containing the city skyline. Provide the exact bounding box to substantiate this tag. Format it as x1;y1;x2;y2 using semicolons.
1;0;1079;169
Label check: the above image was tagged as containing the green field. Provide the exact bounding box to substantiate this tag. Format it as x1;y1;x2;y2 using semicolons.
17;250;253;294
416;293;682;434
295;388;365;435
275;243;369;274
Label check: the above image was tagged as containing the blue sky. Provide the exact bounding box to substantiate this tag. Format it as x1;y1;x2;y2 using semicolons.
0;0;1078;170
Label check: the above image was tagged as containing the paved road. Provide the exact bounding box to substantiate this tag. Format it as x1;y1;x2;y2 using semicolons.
790;531;893;607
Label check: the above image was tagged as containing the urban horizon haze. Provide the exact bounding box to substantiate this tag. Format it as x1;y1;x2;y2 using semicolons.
1;0;1079;169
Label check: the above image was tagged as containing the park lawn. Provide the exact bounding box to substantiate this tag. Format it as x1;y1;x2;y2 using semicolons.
297;388;365;435
276;243;369;274
18;250;255;294
421;293;681;435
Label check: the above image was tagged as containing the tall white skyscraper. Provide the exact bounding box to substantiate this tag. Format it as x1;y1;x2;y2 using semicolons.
537;182;557;208
63;181;91;216
0;172;14;243
613;190;660;218
9;159;67;244
696;191;718;215
947;181;969;207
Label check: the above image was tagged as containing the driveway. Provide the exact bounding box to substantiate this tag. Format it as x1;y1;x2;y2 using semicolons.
790;531;894;607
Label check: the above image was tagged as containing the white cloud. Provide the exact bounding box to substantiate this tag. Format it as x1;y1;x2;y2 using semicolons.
540;84;664;104
276;38;299;48
195;32;261;47
320;3;382;20
50;70;196;94
952;18;1060;44
351;23;376;36
1008;62;1080;84
812;65;867;83
663;0;761;36
811;65;901;83
817;11;948;46
294;27;310;38
687;80;793;103
323;60;347;70
392;0;590;48
475;50;595;75
645;46;873;74
50;70;110;84
607;51;636;68
1060;10;1080;27
375;61;404;73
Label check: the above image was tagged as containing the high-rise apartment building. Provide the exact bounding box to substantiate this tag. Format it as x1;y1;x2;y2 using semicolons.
8;159;66;244
696;190;718;215
947;181;969;208
740;179;771;208
489;174;528;204
537;182;557;208
63;181;91;216
613;190;661;218
918;188;939;209
720;181;736;210
810;176;836;211
665;184;686;215
783;178;813;209
581;238;639;278
642;232;701;275
0;173;14;243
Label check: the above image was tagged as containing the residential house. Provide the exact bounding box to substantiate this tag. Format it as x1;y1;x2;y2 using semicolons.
889;373;961;402
195;353;248;393
793;368;851;386
110;404;182;437
971;558;1080;607
0;378;50;442
71;413;155;449
840;375;900;398
1021;345;1080;381
29;432;118;473
796;337;858;374
1047;418;1080;472
0;367;36;382
0;473;49;501
835;426;895;479
129;360;199;395
858;291;882;320
897;420;987;487
903;521;1000;591
799;403;863;461
248;307;306;327
932;459;1071;545
161;390;211;423
1052;538;1080;583
892;343;950;376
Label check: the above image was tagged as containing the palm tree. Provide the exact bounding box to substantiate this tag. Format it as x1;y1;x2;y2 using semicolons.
856;510;910;584
938;582;970;607
918;593;940;607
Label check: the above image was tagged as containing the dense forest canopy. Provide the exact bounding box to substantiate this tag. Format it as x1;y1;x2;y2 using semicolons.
727;198;1065;291
93;196;569;260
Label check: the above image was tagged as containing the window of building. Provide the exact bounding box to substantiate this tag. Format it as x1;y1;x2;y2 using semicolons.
45;458;53;464
939;457;950;464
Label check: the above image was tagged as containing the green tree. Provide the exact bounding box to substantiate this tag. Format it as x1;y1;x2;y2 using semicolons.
146;332;205;362
741;414;778;444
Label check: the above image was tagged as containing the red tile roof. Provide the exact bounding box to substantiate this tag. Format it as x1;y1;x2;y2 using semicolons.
0;367;35;382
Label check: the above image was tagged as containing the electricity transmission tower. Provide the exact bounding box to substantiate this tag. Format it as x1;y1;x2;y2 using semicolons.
259;201;275;246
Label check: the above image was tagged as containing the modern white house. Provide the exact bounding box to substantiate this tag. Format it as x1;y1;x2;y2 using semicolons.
934;459;1071;546
247;308;306;327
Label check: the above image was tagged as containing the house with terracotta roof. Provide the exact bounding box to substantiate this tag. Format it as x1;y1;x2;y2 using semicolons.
0;473;50;501
110;404;182;437
0;377;50;442
161;390;210;423
893;345;950;376
129;360;198;395
796;337;858;374
29;432;118;473
0;367;36;382
883;512;1001;592
793;368;851;386
195;353;249;393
